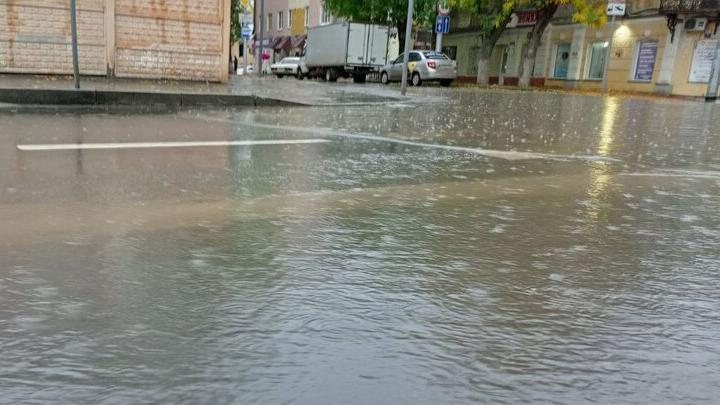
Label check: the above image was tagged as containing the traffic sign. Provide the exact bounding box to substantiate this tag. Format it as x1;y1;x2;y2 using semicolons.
240;12;253;39
435;15;450;34
242;24;253;39
607;0;626;16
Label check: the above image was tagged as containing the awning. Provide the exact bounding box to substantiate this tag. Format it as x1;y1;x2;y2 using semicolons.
291;35;307;50
274;36;291;50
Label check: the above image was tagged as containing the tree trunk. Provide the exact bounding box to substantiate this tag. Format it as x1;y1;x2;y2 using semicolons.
517;5;557;88
476;55;490;86
476;15;512;86
398;21;407;53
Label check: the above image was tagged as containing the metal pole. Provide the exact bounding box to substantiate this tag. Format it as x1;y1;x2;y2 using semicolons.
705;37;720;100
400;0;415;96
600;14;615;94
70;0;80;89
257;0;265;75
435;32;442;52
243;39;248;76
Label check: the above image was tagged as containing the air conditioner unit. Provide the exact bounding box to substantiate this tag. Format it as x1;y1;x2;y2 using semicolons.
684;18;707;31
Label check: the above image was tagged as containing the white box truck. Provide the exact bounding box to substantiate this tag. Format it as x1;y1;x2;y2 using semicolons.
301;22;392;83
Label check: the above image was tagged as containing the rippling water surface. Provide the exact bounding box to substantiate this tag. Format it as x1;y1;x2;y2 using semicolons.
1;89;720;403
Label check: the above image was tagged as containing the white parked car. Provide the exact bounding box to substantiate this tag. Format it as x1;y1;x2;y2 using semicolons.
237;66;255;75
270;57;301;78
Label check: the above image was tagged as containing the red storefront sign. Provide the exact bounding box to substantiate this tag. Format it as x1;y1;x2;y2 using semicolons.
515;11;538;26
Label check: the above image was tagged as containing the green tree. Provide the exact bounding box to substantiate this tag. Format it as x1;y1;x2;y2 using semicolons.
448;0;514;86
323;0;437;52
231;0;243;45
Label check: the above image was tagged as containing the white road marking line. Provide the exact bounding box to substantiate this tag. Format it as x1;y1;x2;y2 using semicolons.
17;139;329;151
228;120;620;163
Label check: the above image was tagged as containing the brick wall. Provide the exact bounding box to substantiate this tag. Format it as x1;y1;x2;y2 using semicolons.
0;0;106;75
0;0;230;82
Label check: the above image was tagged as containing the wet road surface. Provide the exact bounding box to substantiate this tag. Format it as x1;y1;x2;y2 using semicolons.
1;87;720;403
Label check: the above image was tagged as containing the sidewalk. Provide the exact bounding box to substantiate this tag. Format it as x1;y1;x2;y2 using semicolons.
0;74;405;108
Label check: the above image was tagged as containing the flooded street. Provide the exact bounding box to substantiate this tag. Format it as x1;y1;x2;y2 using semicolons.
1;87;720;403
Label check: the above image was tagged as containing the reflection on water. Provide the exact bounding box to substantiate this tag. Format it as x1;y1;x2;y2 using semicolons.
598;97;618;157
1;90;720;403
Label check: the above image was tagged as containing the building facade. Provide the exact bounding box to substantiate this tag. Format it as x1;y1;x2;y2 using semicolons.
443;0;720;97
254;0;336;63
0;0;232;82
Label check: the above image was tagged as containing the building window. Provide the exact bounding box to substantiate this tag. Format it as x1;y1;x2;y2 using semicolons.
586;41;608;80
267;13;272;32
305;6;309;27
632;40;658;81
288;9;293;29
278;11;284;30
552;42;571;79
321;5;331;25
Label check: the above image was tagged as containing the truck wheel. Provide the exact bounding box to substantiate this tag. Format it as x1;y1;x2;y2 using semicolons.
296;69;304;80
381;72;390;85
412;72;422;87
276;74;284;79
353;74;366;84
326;68;338;82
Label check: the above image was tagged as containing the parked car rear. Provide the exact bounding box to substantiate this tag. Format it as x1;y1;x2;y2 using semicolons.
380;50;457;87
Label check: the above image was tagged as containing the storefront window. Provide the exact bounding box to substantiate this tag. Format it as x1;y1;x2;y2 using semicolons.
586;42;608;80
553;43;571;79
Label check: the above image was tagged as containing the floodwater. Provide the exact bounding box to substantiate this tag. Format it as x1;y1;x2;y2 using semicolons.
1;87;720;404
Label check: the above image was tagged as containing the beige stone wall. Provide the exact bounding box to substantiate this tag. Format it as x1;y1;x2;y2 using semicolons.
0;0;230;82
0;0;106;75
114;0;228;81
670;31;710;97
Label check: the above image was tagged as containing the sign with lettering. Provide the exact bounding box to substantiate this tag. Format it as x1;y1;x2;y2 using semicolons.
689;39;717;83
516;11;538;26
634;41;657;81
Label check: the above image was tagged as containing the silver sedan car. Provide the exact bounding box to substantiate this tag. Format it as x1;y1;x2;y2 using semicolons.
380;50;457;87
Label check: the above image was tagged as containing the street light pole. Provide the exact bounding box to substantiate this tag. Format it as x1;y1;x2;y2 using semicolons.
70;0;80;89
400;0;415;96
257;0;265;75
600;14;616;94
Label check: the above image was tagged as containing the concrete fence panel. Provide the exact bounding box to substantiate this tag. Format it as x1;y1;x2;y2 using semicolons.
0;0;230;82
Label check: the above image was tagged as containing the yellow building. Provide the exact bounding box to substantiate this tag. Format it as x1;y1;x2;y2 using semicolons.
543;1;719;97
445;1;720;97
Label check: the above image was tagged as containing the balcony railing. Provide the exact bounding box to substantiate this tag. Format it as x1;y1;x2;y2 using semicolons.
659;0;720;13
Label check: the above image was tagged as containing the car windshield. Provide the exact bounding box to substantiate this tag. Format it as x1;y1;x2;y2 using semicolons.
421;51;449;60
281;58;299;64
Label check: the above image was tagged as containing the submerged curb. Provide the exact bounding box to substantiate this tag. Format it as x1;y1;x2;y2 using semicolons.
0;88;304;108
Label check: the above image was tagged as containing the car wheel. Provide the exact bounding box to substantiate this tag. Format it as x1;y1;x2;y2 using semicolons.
412;72;422;87
296;69;304;80
277;74;284;79
381;72;390;85
440;80;452;87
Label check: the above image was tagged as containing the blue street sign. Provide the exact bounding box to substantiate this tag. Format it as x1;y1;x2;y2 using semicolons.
435;16;450;34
